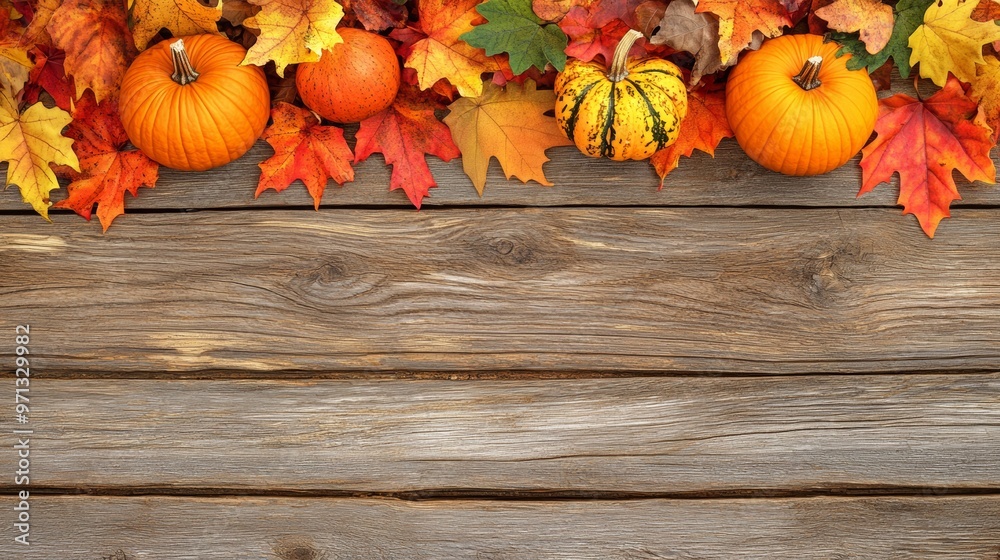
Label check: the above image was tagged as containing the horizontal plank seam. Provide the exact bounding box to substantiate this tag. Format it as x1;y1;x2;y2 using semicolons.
4;487;1000;501
10;368;1000;380
6;204;1000;216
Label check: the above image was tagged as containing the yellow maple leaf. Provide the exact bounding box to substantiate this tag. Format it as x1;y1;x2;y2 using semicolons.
970;54;1000;141
0;10;30;96
0;45;30;96
443;80;572;195
241;0;343;77
130;0;223;51
909;0;1000;86
0;94;79;220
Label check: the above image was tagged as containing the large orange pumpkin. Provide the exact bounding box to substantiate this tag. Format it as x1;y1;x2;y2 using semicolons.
119;35;270;171
296;28;400;123
725;34;878;176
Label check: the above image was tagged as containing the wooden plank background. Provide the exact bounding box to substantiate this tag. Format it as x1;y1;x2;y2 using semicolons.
6;375;999;494
2;80;999;556
3;207;1000;374
16;496;1000;559
2;140;998;210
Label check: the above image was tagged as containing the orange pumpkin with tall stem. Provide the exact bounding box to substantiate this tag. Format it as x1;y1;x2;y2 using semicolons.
119;35;271;172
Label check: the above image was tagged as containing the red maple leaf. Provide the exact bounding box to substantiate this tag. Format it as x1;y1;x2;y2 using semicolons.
650;80;734;187
859;76;997;237
343;0;408;31
256;102;355;209
24;45;75;111
560;1;661;64
53;92;159;231
354;85;461;208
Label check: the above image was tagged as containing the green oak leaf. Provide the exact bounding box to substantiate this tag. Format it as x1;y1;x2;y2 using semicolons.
830;0;934;79
460;0;567;75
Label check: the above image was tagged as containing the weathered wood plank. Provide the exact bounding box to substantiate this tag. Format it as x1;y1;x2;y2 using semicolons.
3;208;999;374
5;375;998;493
6;495;1000;558
2;140;996;211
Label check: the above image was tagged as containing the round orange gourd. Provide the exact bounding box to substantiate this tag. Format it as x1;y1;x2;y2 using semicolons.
296;28;400;123
555;30;688;161
119;35;270;172
726;34;878;176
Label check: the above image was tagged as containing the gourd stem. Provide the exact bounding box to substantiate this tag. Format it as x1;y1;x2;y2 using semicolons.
608;29;644;82
170;39;200;85
792;56;823;91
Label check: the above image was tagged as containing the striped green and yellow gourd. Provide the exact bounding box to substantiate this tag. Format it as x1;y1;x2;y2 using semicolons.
554;29;688;161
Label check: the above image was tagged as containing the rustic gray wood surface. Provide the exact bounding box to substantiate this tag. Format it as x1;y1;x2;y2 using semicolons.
5;375;998;493
4;208;1000;374
2;75;998;557
1;141;998;210
18;496;1000;559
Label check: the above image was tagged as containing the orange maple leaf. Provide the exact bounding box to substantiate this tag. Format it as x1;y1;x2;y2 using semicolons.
46;0;137;102
859;77;997;238
814;0;894;54
532;0;594;22
342;0;408;31
255;102;355;209
444;79;572;194
20;0;60;46
53;93;159;231
972;0;1000;21
696;0;791;63
354;85;461;208
389;0;501;98
650;81;733;187
970;55;1000;143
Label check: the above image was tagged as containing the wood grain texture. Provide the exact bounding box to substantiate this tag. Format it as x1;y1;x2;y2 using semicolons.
3;208;1000;374
5;375;998;493
2;140;996;211
6;495;1000;559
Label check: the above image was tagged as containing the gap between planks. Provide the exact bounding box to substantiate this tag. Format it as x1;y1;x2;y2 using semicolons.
4;494;1000;559
25;367;1000;380
4;486;1000;501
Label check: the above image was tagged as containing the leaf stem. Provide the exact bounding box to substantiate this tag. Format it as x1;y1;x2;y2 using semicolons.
608;29;644;82
170;39;200;85
792;56;823;91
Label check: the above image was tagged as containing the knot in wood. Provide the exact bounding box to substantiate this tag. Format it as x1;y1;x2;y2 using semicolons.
316;261;346;283
273;541;326;560
801;236;874;302
489;237;535;265
495;239;515;255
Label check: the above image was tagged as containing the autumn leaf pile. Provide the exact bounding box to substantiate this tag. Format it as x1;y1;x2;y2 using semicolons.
0;0;998;236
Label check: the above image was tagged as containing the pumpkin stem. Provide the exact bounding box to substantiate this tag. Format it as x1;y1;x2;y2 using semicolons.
170;38;200;85
792;56;823;91
608;29;644;82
